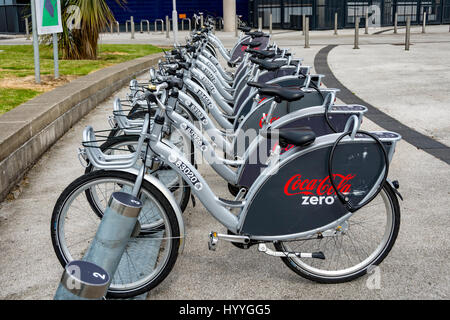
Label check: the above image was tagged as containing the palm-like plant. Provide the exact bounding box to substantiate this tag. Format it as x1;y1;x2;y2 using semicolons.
59;0;124;60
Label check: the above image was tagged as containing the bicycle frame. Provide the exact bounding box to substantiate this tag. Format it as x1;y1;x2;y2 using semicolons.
147;100;401;240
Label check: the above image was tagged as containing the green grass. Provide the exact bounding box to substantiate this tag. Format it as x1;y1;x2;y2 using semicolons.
0;44;162;115
0;88;41;114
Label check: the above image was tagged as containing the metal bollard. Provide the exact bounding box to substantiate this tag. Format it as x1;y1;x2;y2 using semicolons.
125;20;129;33
422;12;426;33
110;22;113;34
154;19;164;33
25;17;30;40
200;13;204;27
116;21;120;35
302;14;305;35
304;17;310;48
394;12;398;34
365;10;369;34
54;260;110;300
141;19;150;34
354;17;360;49
334;12;338;35
131;16;135;39
182;18;191;31
405;16;411;51
166;16;170;38
235;15;238;37
83;192;143;283
258;16;262;31
269;13;272;35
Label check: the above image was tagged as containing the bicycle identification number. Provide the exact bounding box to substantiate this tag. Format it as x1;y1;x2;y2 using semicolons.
175;159;199;185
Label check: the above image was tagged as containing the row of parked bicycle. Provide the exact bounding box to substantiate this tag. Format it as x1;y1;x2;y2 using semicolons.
51;16;403;298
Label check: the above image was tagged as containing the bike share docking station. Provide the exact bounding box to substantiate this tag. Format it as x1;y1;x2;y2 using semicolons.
54;192;142;300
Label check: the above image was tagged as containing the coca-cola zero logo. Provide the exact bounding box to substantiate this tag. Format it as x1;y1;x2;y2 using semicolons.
284;174;355;206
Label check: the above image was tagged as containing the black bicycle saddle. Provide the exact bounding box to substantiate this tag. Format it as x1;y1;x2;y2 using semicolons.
257;86;305;102
242;41;261;48
238;26;252;32
249;57;287;71
260;127;316;148
245;49;276;59
245;31;269;38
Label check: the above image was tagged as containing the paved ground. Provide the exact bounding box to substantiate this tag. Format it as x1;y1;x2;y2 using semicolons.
0;26;449;299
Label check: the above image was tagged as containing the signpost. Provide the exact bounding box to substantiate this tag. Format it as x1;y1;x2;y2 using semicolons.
32;0;63;82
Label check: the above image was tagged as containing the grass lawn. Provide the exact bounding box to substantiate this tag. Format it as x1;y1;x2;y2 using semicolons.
0;44;162;115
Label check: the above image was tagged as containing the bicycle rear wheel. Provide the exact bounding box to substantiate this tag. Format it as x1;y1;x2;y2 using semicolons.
274;183;400;283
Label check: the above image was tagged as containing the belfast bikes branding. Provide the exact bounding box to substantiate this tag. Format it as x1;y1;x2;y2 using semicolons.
284;173;356;206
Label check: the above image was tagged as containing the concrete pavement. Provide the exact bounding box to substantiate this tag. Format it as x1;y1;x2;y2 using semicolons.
0;28;449;300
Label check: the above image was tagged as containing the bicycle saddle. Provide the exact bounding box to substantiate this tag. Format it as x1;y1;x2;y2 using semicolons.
247;81;279;89
245;49;275;59
238;26;252;32
249;57;287;71
245;31;269;38
242;41;261;48
257;86;305;102
260;127;316;148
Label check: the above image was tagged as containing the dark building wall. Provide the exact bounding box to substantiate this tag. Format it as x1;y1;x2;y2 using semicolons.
0;0;29;34
106;0;250;24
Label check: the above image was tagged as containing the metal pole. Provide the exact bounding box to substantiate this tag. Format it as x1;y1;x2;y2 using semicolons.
354;17;360;49
258;16;262;31
110;22;113;34
235;15;238;37
334;12;338;35
422;12;426;33
54;260;110;300
172;0;178;44
200;13;204;26
30;0;40;84
365;10;369;34
302;14;305;35
269;12;272;35
25;17;30;40
405;16;411;51
53;33;59;79
166;16;170;38
82;192;143;286
304;17;310;48
394;12;398;34
131;16;135;39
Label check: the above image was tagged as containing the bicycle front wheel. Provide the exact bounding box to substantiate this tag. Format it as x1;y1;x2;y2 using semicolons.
51;170;180;298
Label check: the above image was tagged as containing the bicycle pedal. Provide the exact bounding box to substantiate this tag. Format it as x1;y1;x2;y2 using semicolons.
208;232;218;251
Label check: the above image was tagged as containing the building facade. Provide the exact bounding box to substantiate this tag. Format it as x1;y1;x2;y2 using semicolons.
1;0;449;34
249;0;450;30
0;0;29;33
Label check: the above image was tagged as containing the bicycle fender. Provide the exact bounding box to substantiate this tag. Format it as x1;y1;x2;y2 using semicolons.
121;167;186;254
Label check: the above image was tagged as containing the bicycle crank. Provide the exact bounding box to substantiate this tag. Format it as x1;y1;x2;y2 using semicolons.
208;231;250;251
258;243;326;260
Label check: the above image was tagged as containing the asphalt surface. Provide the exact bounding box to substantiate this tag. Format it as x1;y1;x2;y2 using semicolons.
0;27;449;299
